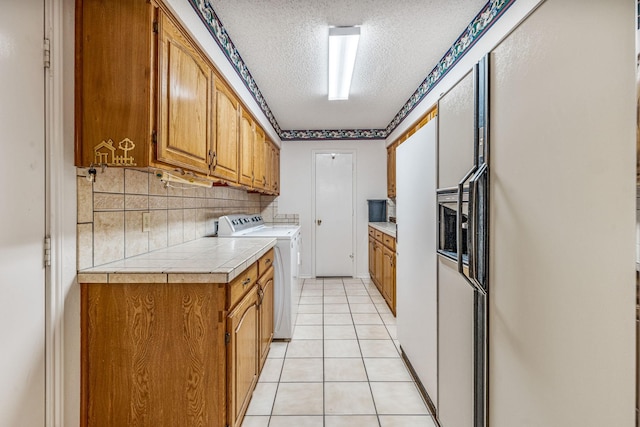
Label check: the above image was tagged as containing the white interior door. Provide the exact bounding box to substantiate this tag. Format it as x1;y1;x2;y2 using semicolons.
0;1;46;425
314;152;353;277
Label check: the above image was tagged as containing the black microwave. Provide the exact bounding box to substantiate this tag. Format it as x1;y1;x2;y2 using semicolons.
437;188;468;264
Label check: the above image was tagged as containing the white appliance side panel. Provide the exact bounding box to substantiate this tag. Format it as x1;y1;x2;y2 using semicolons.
396;118;438;406
292;233;301;324
489;0;635;425
273;241;296;340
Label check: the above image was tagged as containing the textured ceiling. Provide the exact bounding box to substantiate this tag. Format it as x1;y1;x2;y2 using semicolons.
206;0;489;135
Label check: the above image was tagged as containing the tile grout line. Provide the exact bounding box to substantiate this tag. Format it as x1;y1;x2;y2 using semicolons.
350;278;384;427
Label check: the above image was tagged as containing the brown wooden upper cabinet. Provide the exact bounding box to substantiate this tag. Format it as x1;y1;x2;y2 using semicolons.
264;138;273;192
157;11;213;175
75;0;279;195
387;142;397;198
270;141;280;195
75;0;156;168
253;127;266;190
239;108;255;187
212;79;240;183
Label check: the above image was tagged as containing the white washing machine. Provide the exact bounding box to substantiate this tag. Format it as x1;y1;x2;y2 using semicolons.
217;214;301;340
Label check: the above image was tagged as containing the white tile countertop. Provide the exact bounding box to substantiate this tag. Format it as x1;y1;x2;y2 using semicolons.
369;222;397;238
77;237;276;284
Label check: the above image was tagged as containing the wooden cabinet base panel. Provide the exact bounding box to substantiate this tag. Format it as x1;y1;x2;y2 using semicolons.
81;282;227;427
368;226;396;315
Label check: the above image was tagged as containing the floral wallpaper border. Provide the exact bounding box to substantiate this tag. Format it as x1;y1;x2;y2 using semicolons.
188;0;515;141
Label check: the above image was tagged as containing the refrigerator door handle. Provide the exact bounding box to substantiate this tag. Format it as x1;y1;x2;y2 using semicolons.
458;165;487;297
457;165;476;273
469;163;488;293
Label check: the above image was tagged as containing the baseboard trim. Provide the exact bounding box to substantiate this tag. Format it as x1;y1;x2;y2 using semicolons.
400;345;442;427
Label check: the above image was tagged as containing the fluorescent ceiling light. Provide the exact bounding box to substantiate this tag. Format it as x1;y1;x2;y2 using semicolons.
328;26;360;101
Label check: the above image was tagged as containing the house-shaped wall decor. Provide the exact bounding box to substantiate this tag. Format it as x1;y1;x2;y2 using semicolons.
93;138;136;166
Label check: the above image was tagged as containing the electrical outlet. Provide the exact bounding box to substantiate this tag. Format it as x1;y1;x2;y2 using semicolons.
142;212;150;232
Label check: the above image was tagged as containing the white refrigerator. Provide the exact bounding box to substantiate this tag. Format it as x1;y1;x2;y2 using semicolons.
435;1;636;426
400;2;636;426
396;117;438;408
486;0;635;425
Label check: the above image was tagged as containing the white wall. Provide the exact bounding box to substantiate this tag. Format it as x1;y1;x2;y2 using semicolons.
278;140;386;278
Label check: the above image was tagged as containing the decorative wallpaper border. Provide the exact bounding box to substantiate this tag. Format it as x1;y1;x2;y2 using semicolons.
188;0;515;141
279;129;387;141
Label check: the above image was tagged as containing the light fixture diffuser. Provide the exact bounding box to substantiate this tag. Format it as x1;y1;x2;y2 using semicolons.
328;26;360;101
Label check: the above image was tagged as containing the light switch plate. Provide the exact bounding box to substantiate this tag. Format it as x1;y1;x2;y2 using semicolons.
142;212;150;232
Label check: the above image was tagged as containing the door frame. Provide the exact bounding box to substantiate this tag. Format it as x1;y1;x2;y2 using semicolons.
45;0;67;425
311;150;356;278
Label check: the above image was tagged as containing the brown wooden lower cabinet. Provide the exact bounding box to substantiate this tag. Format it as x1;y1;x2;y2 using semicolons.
227;286;259;427
368;236;376;278
368;226;396;315
80;252;275;427
382;245;396;312
258;265;274;371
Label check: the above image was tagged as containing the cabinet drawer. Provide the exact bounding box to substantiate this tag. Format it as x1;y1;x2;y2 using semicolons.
374;230;383;241
228;263;258;309
383;234;396;251
258;248;275;277
368;227;375;238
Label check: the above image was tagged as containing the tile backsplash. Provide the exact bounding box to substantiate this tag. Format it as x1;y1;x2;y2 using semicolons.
77;168;298;269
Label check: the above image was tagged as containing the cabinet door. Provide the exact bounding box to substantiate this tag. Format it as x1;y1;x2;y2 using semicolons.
387;143;396;198
76;0;154;167
213;79;240;182
258;266;274;371
238;109;254;187
157;12;213;174
253;127;266;190
368;236;375;278
273;146;280;195
264;139;273;194
227;286;258;427
374;241;383;291
382;245;396;314
82;282;226;427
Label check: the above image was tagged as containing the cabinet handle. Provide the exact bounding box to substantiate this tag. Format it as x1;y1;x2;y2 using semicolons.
265;258;271;265
211;150;217;169
242;277;251;286
257;288;264;305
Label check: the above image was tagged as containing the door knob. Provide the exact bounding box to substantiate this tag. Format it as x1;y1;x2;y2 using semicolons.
317;219;322;226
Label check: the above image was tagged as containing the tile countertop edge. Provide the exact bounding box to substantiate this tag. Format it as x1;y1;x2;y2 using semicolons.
369;222;397;238
76;237;277;284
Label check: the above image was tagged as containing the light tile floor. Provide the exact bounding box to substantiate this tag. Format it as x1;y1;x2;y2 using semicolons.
241;277;437;427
